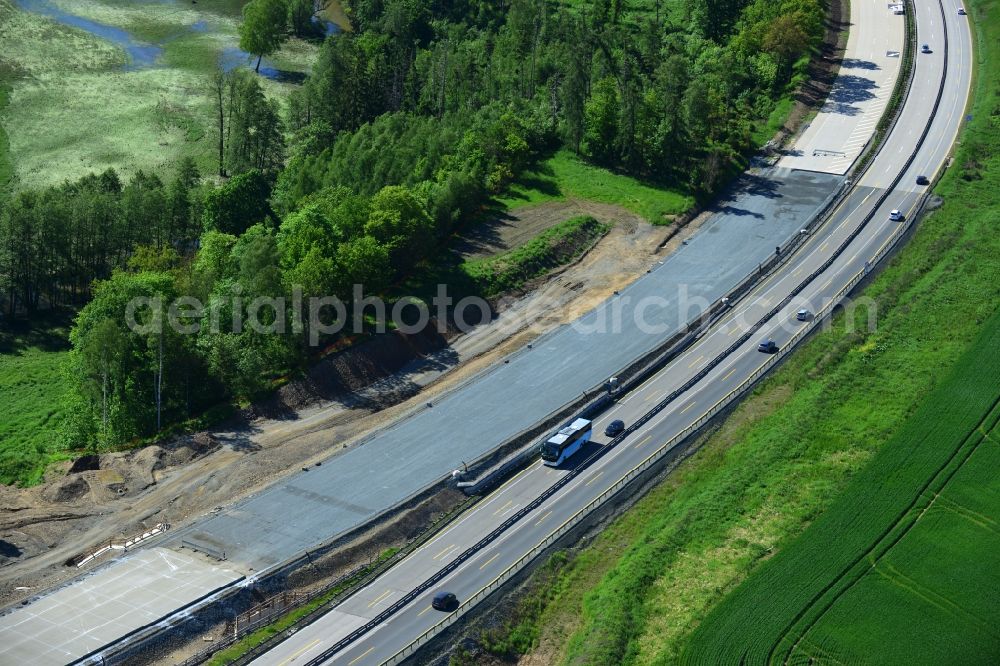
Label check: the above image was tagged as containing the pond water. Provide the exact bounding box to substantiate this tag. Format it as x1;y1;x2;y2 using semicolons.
13;0;339;78
15;0;162;69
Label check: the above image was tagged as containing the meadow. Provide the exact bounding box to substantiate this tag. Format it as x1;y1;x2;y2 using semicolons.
496;149;695;224
0;0;320;189
467;0;1000;662
0;312;75;486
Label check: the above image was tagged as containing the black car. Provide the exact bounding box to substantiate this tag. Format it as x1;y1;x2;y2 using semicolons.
432;591;458;611
757;339;778;354
605;419;625;437
916;175;929;185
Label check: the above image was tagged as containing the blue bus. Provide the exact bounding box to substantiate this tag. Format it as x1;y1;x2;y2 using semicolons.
541;418;593;467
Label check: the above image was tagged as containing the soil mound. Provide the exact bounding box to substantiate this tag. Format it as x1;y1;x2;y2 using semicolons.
42;476;90;503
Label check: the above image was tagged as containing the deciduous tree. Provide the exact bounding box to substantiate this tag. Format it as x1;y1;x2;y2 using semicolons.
239;0;290;73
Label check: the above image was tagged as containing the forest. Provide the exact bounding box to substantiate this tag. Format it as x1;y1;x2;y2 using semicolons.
0;0;824;455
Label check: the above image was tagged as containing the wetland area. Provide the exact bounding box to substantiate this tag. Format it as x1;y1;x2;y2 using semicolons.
1;0;342;186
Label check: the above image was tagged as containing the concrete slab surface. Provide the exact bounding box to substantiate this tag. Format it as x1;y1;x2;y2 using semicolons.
778;0;905;174
0;548;241;665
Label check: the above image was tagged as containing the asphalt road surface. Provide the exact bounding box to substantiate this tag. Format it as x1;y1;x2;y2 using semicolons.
255;0;973;663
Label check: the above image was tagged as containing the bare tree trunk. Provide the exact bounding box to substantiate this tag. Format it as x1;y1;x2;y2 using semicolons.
156;331;163;432
101;367;108;441
213;68;226;177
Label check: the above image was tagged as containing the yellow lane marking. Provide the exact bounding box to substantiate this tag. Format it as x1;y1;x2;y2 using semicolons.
822;278;833;290
279;639;321;666
535;510;553;526
418;604;433;616
367;589;392;608
433;544;456;560
585;471;604;487
680;401;697;415
820;242;829;252
348;647;374;665
721;367;738;382
688;354;705;369
493;500;513;516
480;552;501;570
729;325;741;336
633;435;652;449
793;268;803;277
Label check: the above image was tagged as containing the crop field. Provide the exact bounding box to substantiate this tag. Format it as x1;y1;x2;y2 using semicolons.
683;311;1000;664
0;0;321;189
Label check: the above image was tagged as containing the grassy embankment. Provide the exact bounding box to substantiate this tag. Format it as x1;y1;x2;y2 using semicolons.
394;214;610;310
463;215;610;297
204;548;399;666
462;1;1000;663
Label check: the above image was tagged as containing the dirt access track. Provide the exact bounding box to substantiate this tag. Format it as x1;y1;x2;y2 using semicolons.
0;198;696;607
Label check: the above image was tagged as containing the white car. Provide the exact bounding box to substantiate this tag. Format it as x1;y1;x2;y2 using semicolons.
889;209;904;221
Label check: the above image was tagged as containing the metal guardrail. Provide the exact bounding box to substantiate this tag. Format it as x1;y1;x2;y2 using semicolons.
172;496;479;666
382;184;934;665
217;13;943;661
95;5;936;664
72;523;170;568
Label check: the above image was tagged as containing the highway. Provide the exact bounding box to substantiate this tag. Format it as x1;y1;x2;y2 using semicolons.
254;0;973;663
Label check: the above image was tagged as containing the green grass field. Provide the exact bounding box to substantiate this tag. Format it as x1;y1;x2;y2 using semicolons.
470;1;1000;662
497;149;695;223
0;312;75;486
683;313;1000;664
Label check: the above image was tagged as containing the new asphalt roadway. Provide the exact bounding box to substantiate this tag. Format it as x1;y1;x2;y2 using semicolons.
254;0;973;662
